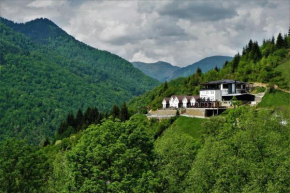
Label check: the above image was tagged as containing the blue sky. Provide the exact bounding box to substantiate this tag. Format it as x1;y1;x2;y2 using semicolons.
0;0;289;66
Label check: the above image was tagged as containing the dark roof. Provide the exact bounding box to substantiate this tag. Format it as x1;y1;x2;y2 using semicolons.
171;95;189;101
163;97;170;102
201;79;246;85
175;95;187;101
171;95;199;101
183;96;192;100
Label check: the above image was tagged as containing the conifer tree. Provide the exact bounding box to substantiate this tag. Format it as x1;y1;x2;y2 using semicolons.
76;109;83;125
196;67;202;76
242;47;247;55
111;104;120;119
43;137;50;147
120;102;129;122
83;107;92;126
276;33;284;49
271;36;275;44
214;66;220;72
194;67;202;84
75;108;83;131
232;53;240;72
91;107;99;124
223;61;229;68
66;112;75;128
163;81;168;91
251;42;262;62
283;34;288;48
247;39;253;52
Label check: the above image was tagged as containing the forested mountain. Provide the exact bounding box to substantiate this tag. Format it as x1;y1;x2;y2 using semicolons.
168;56;233;80
132;61;180;82
0;17;159;144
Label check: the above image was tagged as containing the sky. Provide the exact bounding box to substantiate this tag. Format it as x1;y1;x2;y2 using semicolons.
0;0;289;67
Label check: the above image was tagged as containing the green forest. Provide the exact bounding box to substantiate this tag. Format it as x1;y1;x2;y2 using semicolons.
0;17;159;144
1;16;290;192
1;105;290;192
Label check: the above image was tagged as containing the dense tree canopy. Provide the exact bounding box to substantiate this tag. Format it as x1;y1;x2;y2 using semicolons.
0;17;159;144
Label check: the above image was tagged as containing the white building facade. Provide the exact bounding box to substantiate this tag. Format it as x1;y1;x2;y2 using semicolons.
199;79;248;102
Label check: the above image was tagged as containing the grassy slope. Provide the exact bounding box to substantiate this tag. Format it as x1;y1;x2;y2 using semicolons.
258;89;290;108
274;57;290;89
158;116;204;141
171;116;204;139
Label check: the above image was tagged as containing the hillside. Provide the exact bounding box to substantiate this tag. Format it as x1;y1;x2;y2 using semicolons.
258;88;290;108
132;61;180;82
129;33;290;111
168;56;233;80
273;56;290;89
3;104;290;192
0;17;159;144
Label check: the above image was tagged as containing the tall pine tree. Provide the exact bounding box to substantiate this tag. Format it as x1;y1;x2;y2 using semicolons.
120;102;129;122
111;104;120;119
276;33;284;49
232;53;240;72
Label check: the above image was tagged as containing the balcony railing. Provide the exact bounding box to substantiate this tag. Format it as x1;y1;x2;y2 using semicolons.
200;88;219;90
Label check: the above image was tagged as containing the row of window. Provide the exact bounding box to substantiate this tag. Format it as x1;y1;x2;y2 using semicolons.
200;91;214;95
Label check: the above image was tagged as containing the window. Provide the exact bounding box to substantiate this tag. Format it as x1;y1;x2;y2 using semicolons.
211;91;214;94
223;84;228;88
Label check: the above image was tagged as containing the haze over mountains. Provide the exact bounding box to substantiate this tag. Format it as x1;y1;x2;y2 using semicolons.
132;61;180;82
0;17;159;143
132;56;233;82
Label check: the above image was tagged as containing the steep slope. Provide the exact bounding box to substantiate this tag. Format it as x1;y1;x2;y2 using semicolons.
132;61;180;82
168;56;233;80
0;17;159;144
273;57;290;89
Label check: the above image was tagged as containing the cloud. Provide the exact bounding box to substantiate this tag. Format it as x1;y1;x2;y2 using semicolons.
27;0;67;8
157;1;238;22
0;0;288;66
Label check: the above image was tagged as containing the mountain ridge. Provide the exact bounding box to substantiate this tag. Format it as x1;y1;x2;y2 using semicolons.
132;55;233;82
168;55;233;80
132;61;180;82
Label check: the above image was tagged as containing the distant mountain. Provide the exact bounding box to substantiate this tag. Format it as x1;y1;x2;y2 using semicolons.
132;61;180;82
132;56;233;82
168;56;233;80
0;17;159;144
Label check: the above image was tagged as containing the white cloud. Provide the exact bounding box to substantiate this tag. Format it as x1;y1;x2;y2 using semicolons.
0;0;288;66
27;0;67;8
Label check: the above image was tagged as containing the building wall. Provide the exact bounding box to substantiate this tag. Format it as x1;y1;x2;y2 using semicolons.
182;98;188;108
190;98;196;106
215;90;221;101
162;101;167;109
200;90;218;101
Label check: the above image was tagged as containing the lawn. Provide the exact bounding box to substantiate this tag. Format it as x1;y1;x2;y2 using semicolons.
274;57;290;89
258;89;290;108
171;116;204;139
